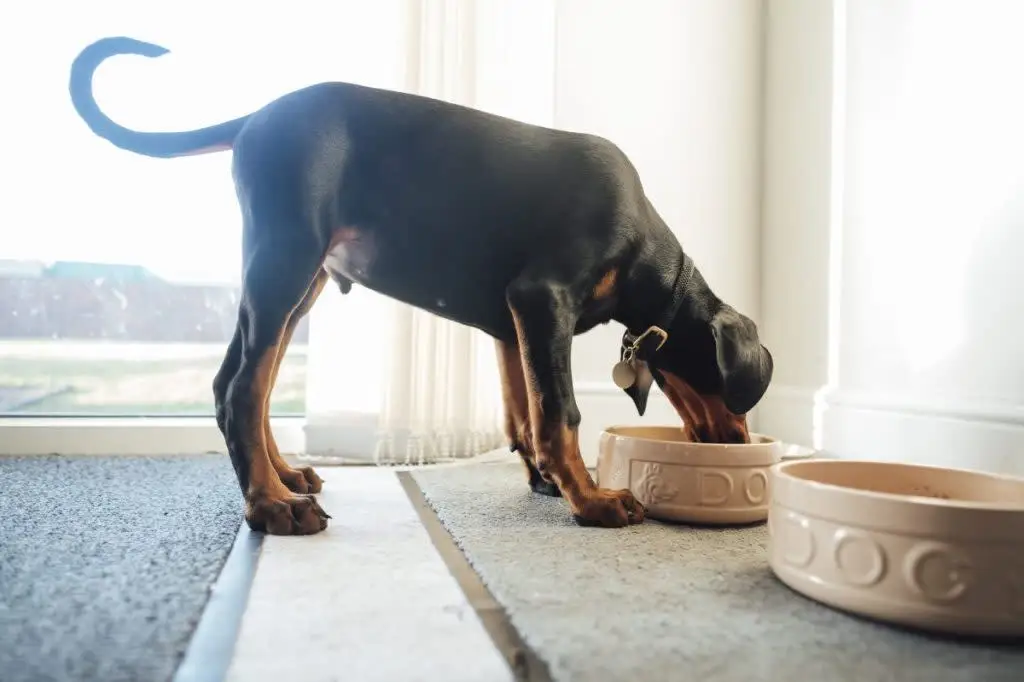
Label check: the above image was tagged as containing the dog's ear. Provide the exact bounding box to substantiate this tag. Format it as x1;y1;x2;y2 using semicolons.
709;306;773;415
623;358;656;416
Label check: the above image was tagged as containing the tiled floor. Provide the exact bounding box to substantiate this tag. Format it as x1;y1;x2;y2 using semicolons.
225;467;513;682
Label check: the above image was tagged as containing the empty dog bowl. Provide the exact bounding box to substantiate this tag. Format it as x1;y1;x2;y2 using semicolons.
768;459;1024;638
595;426;783;525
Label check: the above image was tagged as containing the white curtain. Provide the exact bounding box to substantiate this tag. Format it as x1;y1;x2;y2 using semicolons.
373;0;506;466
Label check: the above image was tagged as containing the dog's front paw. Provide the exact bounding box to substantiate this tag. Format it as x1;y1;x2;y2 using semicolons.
573;488;645;528
245;492;331;535
278;465;324;495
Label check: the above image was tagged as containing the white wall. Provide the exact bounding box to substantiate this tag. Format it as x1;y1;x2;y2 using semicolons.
550;0;767;457
758;0;1024;475
757;0;838;445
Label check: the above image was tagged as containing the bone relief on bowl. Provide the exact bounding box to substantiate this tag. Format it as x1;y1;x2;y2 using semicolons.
595;425;783;525
769;459;1024;639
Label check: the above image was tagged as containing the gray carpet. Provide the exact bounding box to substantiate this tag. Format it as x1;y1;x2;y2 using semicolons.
412;459;1024;682
0;455;243;682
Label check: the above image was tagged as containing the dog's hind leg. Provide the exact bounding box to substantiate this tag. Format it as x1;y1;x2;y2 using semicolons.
261;269;329;495
494;339;561;497
506;278;645;527
213;326;242;439
221;230;331;535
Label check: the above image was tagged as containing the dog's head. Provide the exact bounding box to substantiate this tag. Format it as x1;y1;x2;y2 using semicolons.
621;303;773;443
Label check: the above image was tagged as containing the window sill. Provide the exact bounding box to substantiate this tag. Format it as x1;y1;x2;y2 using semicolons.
0;416;307;456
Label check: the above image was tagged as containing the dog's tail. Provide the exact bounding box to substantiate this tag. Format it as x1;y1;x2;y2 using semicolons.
69;37;247;159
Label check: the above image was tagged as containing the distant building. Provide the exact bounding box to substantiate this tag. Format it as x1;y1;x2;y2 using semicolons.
0;259;45;279
0;259;309;343
45;261;161;283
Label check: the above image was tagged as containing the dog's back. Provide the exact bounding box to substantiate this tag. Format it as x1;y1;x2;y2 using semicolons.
232;80;646;338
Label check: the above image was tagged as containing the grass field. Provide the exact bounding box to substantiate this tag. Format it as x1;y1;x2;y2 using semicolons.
0;340;306;416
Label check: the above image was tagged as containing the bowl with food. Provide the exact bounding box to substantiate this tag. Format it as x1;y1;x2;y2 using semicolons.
595;425;784;525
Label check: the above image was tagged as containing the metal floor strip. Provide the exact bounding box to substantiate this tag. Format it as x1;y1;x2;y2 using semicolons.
173;466;542;682
397;471;553;682
172;523;264;682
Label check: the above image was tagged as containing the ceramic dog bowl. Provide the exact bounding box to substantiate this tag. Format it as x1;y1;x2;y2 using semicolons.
768;459;1024;638
595;426;783;524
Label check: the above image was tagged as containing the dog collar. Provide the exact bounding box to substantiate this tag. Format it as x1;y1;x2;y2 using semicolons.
613;255;693;389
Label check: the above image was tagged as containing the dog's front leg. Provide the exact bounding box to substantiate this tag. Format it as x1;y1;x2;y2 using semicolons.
507;281;645;527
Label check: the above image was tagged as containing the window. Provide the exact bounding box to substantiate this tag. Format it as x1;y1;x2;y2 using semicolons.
1;1;408;454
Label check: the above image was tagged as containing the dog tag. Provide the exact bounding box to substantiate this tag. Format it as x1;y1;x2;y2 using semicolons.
612;360;637;389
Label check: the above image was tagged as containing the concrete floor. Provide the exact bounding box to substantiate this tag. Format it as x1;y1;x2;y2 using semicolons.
225;467;513;682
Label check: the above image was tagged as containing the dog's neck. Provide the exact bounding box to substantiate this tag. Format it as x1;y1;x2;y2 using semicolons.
619;247;714;335
621;254;693;345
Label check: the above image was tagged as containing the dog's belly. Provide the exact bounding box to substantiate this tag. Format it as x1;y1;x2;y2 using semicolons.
322;228;516;340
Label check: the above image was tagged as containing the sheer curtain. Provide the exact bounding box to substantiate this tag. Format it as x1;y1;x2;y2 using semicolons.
303;0;559;465
372;0;504;466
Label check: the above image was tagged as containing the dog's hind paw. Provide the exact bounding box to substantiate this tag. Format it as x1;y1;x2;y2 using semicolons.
530;477;562;497
516;446;561;496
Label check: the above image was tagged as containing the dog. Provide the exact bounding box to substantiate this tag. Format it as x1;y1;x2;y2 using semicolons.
69;37;773;535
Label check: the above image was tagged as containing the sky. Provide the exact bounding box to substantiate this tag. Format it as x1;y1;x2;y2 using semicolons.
1;1;409;285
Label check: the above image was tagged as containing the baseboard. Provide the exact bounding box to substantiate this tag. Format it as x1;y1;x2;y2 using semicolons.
302;412;382;462
758;384;1024;477
302;384;679;466
753;384;818;448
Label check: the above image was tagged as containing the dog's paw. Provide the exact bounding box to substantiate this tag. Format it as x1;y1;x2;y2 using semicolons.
573;488;645;528
245;492;331;535
278;465;324;495
520;453;563;497
530;478;563;497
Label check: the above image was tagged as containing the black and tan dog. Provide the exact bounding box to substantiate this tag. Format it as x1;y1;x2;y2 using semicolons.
69;37;773;536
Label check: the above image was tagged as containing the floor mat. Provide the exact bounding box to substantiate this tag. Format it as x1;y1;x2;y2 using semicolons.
411;458;1024;682
0;455;243;682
